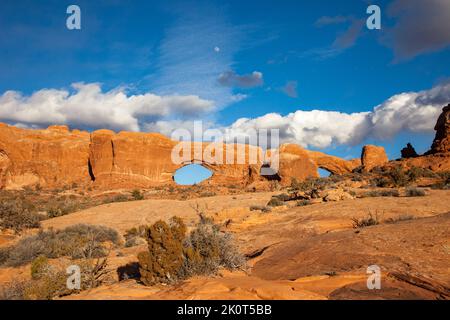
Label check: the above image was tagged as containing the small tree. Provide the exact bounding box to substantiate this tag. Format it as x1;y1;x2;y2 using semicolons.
138;217;186;285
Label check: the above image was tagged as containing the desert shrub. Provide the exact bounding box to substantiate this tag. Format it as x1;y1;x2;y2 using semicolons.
131;190;144;201
1;224;121;267
0;256;110;300
273;193;290;201
363;189;400;197
352;212;379;228
138;217;186;285
431;171;450;189
296;200;311;207
291;177;331;192
200;192;216;198
267;197;284;207
0;200;42;233
125;236;147;247
407;167;437;180
30;256;51;280
0;280;31;300
47;201;81;218
181;217;245;278
124;225;147;247
384;214;414;224
405;187;426;197
138;216;245;286
250;205;271;213
103;194;129;204
387;167;411;187
371;176;391;188
124;225;146;239
289;177;331;199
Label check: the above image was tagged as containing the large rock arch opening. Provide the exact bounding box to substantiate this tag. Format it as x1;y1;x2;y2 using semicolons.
173;163;213;185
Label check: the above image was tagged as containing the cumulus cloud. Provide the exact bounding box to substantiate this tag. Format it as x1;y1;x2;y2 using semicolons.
281;81;298;98
387;0;450;60
0;83;214;132
218;71;264;88
222;82;449;149
1;82;448;150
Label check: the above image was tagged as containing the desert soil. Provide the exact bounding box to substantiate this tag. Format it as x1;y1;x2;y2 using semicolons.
2;190;449;300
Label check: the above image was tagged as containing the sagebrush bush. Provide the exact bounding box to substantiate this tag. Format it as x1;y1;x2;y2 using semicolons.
138;216;245;286
124;225;147;247
405;187;426;197
1;224;121;267
0;255;110;300
131;190;144;201
267;197;284;207
363;189;400;198
0;200;42;233
182;217;245;278
296;200;311;207
352;212;380;229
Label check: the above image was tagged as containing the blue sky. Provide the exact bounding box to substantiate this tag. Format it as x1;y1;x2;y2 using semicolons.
1;0;450;171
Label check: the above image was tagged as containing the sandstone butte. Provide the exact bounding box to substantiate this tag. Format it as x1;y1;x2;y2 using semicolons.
0;104;449;190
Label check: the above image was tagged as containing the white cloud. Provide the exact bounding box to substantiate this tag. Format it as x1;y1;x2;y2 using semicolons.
222;82;449;148
1;82;447;150
0;83;214;132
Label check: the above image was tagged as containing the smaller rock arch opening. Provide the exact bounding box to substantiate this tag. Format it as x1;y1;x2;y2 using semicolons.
318;168;332;177
173;164;213;185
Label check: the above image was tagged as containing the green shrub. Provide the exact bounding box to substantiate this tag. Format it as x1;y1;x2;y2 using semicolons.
387;167;411;187
138;217;186;285
30;256;50;280
138;216;245;286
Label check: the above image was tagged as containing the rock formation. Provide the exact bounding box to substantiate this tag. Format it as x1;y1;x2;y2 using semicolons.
304;150;361;175
386;105;450;172
401;143;419;158
427;104;450;155
0;123;370;190
0;124;91;189
361;145;389;171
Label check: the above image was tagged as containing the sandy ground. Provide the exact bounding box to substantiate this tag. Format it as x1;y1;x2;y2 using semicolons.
2;190;450;300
